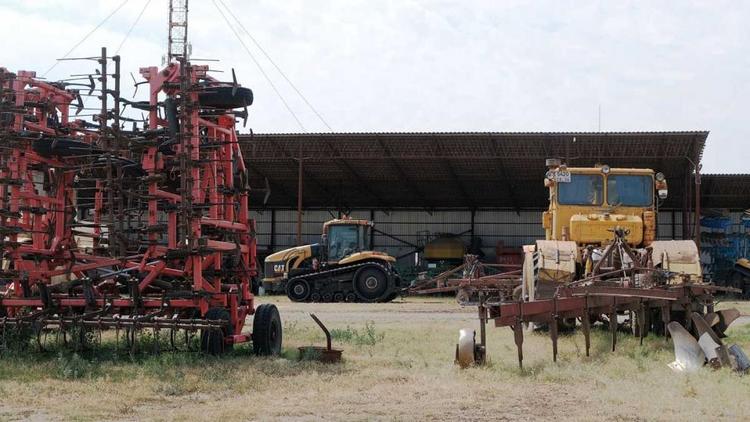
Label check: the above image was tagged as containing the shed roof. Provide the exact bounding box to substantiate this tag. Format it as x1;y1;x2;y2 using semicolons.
240;131;708;210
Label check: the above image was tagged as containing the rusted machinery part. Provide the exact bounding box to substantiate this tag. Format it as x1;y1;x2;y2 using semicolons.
298;313;342;363
456;328;476;368
667;321;705;372
485;283;734;367
714;308;741;337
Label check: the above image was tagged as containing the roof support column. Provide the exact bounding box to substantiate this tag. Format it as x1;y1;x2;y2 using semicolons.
297;142;303;246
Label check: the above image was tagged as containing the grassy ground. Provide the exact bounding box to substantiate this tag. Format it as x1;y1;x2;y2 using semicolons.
1;297;749;421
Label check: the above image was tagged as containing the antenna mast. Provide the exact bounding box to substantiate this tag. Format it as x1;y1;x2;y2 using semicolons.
168;0;189;62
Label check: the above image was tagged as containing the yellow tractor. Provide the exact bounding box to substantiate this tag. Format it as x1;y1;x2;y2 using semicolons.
262;217;402;302
521;159;702;301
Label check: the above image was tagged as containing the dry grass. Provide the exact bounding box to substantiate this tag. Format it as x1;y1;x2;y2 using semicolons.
1;297;749;421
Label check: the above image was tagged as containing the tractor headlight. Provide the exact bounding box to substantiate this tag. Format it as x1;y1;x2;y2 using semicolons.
655;172;665;182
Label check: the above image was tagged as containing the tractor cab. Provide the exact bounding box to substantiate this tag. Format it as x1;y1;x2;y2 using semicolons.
542;159;668;248
322;218;372;263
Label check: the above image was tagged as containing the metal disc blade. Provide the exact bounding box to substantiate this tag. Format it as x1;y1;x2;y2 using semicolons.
667;321;705;372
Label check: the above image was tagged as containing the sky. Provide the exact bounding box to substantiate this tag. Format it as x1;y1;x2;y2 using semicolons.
0;0;748;173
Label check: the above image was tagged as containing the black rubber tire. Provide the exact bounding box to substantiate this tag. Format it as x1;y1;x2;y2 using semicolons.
345;293;357;303
200;307;233;355
333;292;345;302
286;279;311;302
310;292;321;302
33;138;102;157
253;304;282;356
322;293;333;302
199;86;254;109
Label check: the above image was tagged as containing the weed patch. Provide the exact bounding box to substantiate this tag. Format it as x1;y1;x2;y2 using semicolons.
330;321;384;346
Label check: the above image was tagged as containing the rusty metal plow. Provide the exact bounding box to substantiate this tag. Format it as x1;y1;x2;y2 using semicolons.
463;283;742;369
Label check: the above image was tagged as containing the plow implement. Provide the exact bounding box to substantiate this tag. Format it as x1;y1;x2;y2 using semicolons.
454;231;746;371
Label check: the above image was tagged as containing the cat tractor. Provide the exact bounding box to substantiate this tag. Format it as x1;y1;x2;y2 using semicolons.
520;159;703;306
263;217;403;302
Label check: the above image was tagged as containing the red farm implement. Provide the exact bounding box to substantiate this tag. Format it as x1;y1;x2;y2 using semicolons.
0;45;281;356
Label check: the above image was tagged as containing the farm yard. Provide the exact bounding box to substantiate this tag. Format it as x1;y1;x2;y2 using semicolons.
1;296;749;421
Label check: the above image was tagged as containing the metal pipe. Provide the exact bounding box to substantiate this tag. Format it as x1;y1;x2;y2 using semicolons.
296;140;303;246
694;161;701;250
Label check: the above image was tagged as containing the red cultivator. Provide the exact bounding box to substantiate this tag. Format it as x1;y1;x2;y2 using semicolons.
0;48;281;356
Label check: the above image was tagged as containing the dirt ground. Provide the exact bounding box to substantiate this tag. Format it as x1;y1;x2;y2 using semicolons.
1;297;749;421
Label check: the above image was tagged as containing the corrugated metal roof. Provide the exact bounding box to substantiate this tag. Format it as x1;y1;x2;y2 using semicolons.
701;174;750;210
240;131;709;210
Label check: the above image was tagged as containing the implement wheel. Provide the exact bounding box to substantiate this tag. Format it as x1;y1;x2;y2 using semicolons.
287;279;311;302
253;304;282;356
354;266;389;302
200;307;233;355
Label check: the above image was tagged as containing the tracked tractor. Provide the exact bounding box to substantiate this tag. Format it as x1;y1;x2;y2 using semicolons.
263;218;403;302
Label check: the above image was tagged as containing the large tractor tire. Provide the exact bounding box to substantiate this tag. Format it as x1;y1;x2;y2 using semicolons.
353;266;390;302
200;307;233;355
253;304;282;356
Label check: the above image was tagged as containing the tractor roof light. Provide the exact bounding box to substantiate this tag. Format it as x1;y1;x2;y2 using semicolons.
655;172;666;182
600;165;610;174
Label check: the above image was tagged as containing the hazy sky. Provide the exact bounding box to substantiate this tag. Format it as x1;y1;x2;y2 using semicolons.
0;0;748;173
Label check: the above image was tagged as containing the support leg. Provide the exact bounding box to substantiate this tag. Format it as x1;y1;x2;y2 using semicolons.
550;315;559;362
581;312;591;357
609;298;617;352
512;321;524;369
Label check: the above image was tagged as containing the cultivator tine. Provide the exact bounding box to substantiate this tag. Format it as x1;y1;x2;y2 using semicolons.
115;324;120;352
638;301;646;346
153;326;161;354
512;320;524;369
609;298;617;352
550;297;558;362
661;305;671;342
550;316;558;363
34;321;45;352
581;312;591;357
169;326;178;351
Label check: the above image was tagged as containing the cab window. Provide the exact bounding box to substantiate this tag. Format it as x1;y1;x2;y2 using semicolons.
557;174;603;205
328;225;360;261
607;175;653;207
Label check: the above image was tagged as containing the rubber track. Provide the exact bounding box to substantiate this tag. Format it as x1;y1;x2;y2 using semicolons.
287;261;397;303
